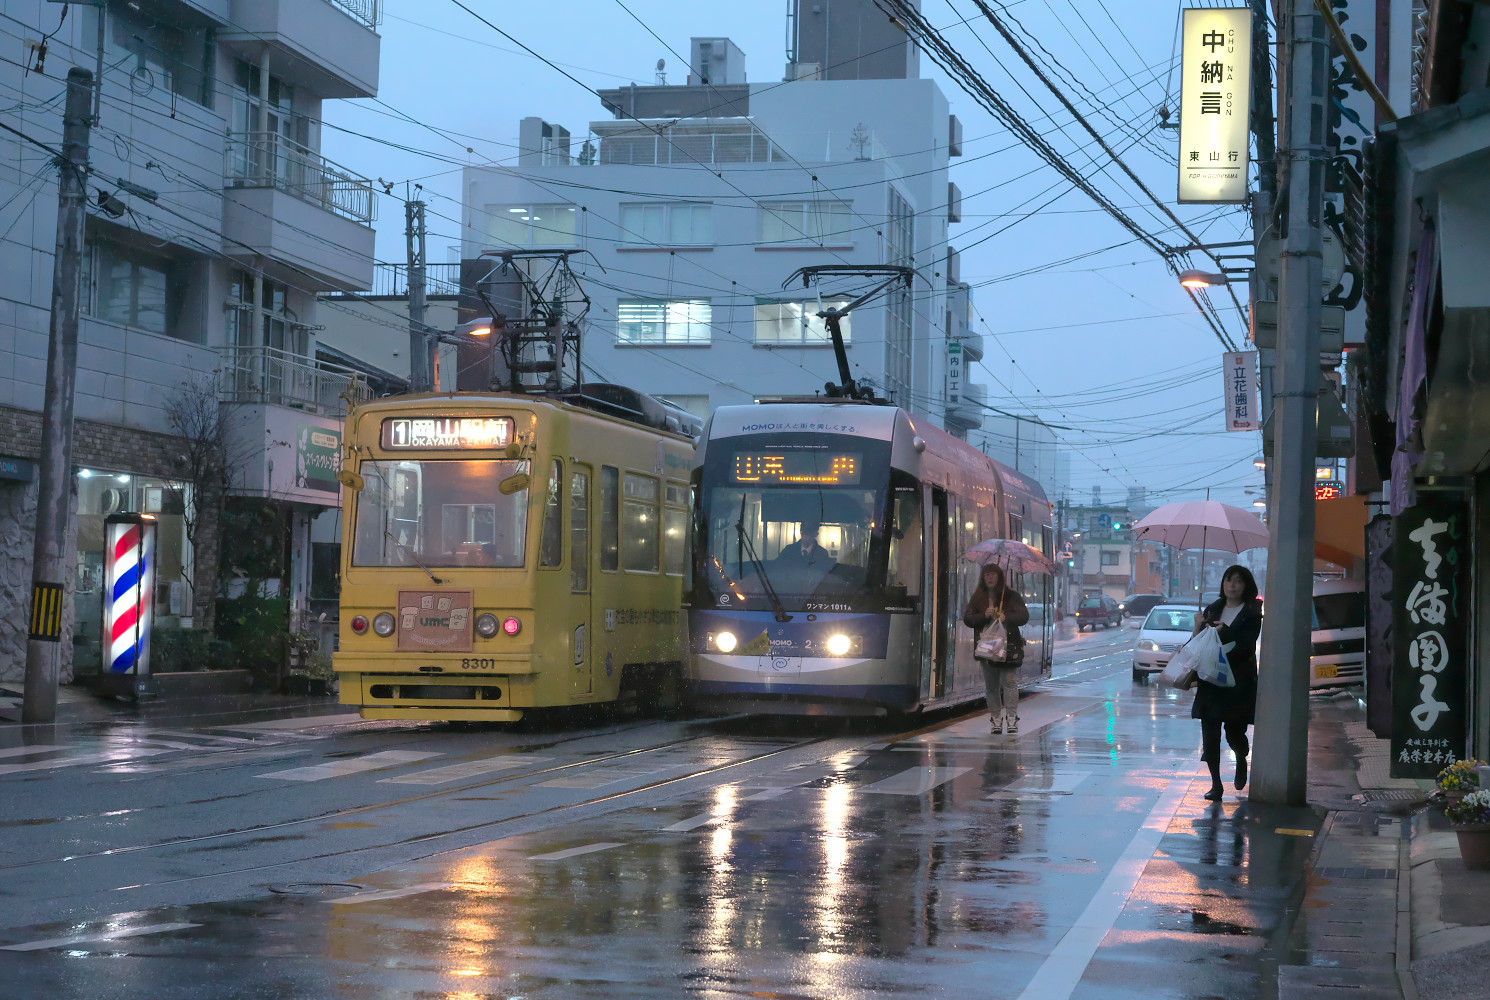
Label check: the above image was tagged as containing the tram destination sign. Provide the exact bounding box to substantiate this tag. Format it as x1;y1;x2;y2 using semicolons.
731;452;862;486
382;416;513;451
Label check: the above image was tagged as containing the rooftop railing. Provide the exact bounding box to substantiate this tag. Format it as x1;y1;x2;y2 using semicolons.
328;0;382;29
225;131;377;225
218;345;372;415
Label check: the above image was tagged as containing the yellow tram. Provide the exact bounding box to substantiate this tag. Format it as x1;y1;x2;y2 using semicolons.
333;387;697;721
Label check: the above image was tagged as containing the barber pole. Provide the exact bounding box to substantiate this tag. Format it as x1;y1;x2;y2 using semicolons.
104;513;156;676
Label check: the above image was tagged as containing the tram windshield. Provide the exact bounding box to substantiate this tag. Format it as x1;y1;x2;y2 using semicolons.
695;444;920;613
351;459;530;568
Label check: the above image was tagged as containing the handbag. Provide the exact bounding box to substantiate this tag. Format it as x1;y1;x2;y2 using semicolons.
1158;656;1198;690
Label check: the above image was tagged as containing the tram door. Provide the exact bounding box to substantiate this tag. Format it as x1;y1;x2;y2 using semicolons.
568;464;593;697
928;486;951;699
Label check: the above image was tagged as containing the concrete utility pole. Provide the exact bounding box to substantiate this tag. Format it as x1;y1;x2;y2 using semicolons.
405;197;431;392
24;68;93;724
1251;0;1326;805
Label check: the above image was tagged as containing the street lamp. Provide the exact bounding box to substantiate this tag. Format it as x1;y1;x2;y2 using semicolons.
1179;268;1229;288
430;317;497;391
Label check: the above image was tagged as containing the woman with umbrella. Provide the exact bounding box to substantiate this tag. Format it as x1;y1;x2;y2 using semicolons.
962;551;1031;735
1193;564;1263;800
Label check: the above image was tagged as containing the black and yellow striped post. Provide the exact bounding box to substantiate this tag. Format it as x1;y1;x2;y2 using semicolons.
29;583;65;642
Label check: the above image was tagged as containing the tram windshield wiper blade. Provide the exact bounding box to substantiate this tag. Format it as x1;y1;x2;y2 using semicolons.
386;528;444;585
736;519;792;623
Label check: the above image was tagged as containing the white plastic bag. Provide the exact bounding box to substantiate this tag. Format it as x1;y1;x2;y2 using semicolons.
1196;627;1236;687
1158;655;1197;690
975;621;1007;661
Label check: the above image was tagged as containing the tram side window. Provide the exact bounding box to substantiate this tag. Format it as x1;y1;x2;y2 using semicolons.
539;459;563;568
571;468;590;592
600;466;619;571
622;473;659;572
664;481;688;576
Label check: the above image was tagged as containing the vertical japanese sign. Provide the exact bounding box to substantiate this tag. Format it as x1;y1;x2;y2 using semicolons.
1222;350;1259;431
946;340;963;404
1390;496;1467;777
1179;8;1252;203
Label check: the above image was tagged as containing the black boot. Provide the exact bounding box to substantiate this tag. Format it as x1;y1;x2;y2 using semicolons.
1203;760;1224;801
1235;754;1248;790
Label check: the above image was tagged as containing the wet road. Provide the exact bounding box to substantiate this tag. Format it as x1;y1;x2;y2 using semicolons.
0;623;1324;998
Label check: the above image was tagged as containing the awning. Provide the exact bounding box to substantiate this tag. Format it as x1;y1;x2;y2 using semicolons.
1314;495;1370;569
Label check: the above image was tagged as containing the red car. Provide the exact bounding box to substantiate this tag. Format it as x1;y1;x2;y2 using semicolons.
1075;595;1123;630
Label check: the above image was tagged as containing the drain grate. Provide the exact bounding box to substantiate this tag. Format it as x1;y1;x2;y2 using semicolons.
1355;789;1424;801
1314;867;1396;879
266;882;368;895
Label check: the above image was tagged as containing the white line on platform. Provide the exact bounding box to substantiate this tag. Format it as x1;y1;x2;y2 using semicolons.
1015;778;1192;1000
0;922;200;951
380;755;553;784
258;750;442;781
324;882;453;904
857;766;972;795
531;842;624;861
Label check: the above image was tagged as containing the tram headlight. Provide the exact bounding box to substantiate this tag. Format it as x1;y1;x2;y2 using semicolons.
826;633;855;656
712;630;738;653
350;615;369;635
372;612;396;637
475;613;500;638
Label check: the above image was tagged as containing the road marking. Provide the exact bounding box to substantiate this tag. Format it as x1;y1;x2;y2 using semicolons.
662;811;719;832
146;730;263;745
258;750;442;781
219;714;362;733
0;744;70;759
531;842;623;861
0;922;199;952
324;882;452;905
0;748;177;775
989;771;1093;797
380;756;553;785
857;766;971;795
1015;779;1191;1000
533;764;681;789
742;787;794;800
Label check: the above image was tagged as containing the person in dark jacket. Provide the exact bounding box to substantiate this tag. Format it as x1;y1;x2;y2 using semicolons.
1192;564;1263;801
963;563;1030;734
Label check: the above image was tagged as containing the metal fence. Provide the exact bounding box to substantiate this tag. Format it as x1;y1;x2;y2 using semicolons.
218;346;372;415
328;0;382;29
225;131;377;225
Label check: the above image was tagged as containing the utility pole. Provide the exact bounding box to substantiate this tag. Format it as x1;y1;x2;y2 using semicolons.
1252;0;1326;805
24;67;93;723
405;196;430;392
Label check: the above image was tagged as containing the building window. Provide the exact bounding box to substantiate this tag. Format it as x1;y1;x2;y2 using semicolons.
1101;550;1120;567
83;238;183;339
619;202;712;245
487;203;578;246
760;200;853;244
227;270;300;354
754;299;851;345
617;299;711;345
105;4;212;107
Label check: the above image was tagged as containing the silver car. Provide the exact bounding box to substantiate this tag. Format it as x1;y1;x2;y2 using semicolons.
1132;604;1201;682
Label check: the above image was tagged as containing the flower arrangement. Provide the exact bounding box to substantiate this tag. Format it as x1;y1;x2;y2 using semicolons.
1435;758;1486;794
1445;789;1490;826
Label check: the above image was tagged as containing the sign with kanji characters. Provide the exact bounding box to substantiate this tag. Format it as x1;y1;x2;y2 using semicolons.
1179;8;1252;203
1221;350;1259;431
947;340;963;404
1390;496;1467;777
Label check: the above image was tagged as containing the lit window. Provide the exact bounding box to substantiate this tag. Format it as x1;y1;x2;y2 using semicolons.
755;299;851;346
487;203;578;246
617;299;711;345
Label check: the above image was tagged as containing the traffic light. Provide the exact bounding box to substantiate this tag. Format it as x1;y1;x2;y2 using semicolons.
1112;521;1124;530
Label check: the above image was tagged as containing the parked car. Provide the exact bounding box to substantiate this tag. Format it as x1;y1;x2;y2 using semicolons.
1132;604;1201;681
1120;594;1169;619
1310;579;1365;688
1075;595;1123;630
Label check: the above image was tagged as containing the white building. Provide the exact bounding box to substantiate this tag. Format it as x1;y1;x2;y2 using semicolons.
0;0;384;684
459;20;984;435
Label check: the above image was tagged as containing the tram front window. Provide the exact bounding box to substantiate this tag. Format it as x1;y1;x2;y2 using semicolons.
352;459;530;568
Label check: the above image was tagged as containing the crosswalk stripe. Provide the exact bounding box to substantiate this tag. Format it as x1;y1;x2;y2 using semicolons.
0;747;177;775
661;812;719;832
324;882;453;905
380;756;553;784
0;922;199;952
258;750;442;781
0;744;70;760
533;764;680;789
857;765;971;795
531;842;623;861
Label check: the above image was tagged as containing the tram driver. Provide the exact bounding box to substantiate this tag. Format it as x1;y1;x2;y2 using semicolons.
773;520;836;591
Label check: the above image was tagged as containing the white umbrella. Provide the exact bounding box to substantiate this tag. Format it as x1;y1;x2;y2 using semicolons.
1132;500;1269;553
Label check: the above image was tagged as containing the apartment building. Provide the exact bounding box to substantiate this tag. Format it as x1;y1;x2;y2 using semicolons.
0;0;383;684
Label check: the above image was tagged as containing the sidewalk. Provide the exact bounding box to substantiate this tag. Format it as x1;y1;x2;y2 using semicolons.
1303;690;1490;1000
0;675;344;727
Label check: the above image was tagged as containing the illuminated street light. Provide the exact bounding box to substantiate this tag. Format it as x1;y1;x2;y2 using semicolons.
1178;268;1228;288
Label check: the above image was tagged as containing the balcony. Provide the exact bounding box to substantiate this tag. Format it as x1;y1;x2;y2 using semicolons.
218;345;371;416
960;332;985;363
223;132;376;291
220;0;380;99
591;120;899;174
946;381;986;432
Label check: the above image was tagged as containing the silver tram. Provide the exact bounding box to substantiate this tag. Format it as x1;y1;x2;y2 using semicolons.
684;400;1056;717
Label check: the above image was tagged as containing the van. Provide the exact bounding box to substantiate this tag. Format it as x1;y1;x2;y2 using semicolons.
1310;580;1365;688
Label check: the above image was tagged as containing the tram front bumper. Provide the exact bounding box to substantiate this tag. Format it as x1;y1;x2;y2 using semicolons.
339;670;530;721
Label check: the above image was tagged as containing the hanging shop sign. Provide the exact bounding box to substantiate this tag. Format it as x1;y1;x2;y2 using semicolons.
1222;350;1260;431
1390;495;1468;777
946;340;963;404
1179;7;1253;204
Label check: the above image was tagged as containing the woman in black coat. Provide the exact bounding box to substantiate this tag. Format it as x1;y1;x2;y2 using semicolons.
1192;564;1263;801
963;563;1030;735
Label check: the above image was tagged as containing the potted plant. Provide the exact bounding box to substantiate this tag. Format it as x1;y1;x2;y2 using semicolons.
1433;758;1486;808
1444;788;1490;871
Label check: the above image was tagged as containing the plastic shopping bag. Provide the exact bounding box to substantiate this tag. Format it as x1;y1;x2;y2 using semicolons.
975;621;1007;661
1196;628;1236;687
1160;627;1219;690
1158;649;1199;690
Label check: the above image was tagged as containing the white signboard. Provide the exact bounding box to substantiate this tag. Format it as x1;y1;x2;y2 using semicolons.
1179;8;1252;204
947;340;963;404
1223;351;1260;432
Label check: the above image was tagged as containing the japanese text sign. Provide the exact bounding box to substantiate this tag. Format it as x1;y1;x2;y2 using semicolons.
1390;496;1467;777
947;340;963;404
1179;8;1252;203
1222;350;1259;431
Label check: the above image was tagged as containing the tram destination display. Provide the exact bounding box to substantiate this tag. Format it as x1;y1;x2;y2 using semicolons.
730;452;861;485
382;416;513;451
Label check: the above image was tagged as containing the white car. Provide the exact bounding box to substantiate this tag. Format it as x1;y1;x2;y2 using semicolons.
1132;604;1202;682
1310;580;1365;688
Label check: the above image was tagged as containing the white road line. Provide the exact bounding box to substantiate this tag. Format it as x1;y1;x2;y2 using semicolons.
661;812;719;832
857;765;972;795
0;922;199;952
379;755;553;785
217;714;361;734
0;747;177;775
531;842;624;861
324;882;452;905
742;786;794;800
1015;778;1192;1000
258;750;442;781
533;765;681;789
0;744;70;759
989;771;1093;797
146;730;263;745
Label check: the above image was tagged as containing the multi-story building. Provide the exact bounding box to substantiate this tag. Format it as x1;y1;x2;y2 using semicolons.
0;0;384;685
457;2;982;436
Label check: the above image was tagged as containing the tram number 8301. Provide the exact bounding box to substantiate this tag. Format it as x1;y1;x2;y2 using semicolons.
459;658;499;670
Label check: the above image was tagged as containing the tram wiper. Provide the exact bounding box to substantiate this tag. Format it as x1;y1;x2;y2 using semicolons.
386;528;444;585
735;519;792;623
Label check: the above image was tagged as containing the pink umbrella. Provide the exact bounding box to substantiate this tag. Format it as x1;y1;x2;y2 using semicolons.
1132;500;1269;553
963;537;1059;575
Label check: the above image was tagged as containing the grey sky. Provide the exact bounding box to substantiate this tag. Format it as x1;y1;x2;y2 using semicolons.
322;0;1266;513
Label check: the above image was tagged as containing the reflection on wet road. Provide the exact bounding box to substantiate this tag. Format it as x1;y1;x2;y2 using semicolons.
0;624;1321;998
